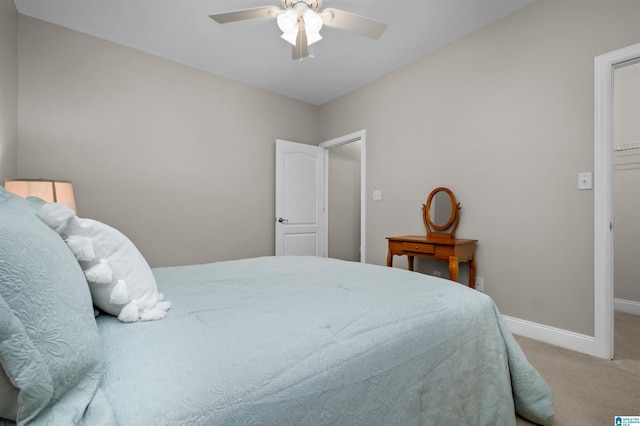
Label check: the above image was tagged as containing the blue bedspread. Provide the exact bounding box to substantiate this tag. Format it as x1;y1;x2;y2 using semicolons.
96;256;553;425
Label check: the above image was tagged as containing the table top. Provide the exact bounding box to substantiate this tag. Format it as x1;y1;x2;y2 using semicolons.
386;235;477;245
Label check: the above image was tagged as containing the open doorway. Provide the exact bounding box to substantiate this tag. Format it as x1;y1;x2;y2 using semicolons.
594;42;640;360
326;141;361;261
320;130;366;263
612;60;640;362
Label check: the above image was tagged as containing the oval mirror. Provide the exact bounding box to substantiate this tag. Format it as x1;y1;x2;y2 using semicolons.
430;190;454;228
423;187;459;238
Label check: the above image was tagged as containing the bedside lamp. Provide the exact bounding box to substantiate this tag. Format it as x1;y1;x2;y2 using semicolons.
4;178;77;212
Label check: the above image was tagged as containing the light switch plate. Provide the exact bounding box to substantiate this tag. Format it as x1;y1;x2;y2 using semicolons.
578;172;592;190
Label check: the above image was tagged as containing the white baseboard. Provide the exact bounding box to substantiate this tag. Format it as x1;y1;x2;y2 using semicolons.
614;298;640;315
504;301;640;358
502;315;596;356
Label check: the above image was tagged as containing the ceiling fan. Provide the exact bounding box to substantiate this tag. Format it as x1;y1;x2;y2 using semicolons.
209;0;387;61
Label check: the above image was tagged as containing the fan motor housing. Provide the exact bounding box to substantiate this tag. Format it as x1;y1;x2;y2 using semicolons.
282;0;322;12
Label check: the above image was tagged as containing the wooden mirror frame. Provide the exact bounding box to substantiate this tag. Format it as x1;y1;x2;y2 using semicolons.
422;187;460;239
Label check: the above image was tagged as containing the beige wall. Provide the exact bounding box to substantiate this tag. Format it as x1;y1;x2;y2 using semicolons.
13;1;640;336
614;62;640;304
0;0;18;182
318;0;640;336
18;16;320;267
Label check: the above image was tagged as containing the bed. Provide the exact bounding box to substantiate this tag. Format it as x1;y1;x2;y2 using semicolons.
0;186;553;425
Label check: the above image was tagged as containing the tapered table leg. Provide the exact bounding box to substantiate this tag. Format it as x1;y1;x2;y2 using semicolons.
469;254;476;289
407;256;415;271
448;256;459;282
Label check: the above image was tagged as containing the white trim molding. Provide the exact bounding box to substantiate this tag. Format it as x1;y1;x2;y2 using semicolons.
614;298;640;316
502;315;596;356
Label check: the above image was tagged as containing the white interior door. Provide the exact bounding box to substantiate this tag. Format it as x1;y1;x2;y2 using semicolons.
275;140;325;256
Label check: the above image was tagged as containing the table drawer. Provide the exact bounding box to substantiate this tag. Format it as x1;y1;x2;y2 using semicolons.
402;242;435;254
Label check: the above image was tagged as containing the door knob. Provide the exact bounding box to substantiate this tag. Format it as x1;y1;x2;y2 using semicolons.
277;217;289;224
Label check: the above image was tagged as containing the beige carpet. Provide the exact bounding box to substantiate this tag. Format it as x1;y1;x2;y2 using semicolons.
515;311;640;425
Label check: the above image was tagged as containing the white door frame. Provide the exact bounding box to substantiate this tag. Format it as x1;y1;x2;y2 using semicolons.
319;130;366;263
594;42;640;359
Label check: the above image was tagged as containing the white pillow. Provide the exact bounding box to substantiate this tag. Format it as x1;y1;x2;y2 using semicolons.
38;203;171;323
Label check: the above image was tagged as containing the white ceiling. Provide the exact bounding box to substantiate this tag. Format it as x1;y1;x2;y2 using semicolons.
14;0;537;105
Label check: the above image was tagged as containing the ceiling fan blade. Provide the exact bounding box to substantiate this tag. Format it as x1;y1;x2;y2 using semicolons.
292;30;309;61
209;6;280;24
321;8;387;39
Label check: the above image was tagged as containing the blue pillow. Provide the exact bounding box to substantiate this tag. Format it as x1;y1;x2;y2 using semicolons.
0;187;107;423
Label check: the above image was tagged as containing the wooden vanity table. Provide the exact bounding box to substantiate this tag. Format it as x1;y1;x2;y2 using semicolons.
386;187;477;288
386;235;476;287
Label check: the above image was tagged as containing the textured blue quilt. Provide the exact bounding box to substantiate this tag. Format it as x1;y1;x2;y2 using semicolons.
95;256;552;425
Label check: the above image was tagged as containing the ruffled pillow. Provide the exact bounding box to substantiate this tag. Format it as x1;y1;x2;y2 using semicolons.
0;188;109;424
38;203;171;323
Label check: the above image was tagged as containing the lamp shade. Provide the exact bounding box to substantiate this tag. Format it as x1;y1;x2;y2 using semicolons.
4;179;77;212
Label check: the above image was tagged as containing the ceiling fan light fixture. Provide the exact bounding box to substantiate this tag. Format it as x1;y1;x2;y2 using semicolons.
303;10;323;46
303;10;322;31
277;9;299;46
281;29;298;46
210;0;387;60
277;9;298;33
305;30;322;46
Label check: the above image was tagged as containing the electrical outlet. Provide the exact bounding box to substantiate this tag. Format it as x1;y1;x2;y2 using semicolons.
433;271;441;277
475;277;484;292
